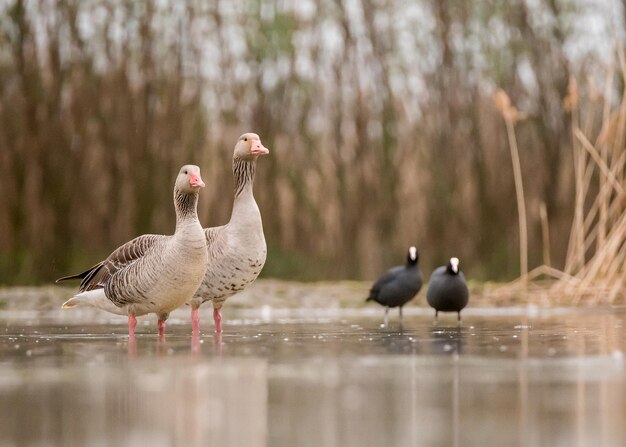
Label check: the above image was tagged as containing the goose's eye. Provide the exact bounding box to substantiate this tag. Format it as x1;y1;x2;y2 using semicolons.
244;137;248;142
184;170;188;174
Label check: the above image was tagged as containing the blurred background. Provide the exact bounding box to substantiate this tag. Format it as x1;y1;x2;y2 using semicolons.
0;0;622;285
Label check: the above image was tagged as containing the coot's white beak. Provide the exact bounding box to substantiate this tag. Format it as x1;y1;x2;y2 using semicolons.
450;257;459;274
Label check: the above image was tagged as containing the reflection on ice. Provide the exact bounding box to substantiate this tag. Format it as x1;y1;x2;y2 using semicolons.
0;307;625;446
270;355;624;447
0;358;268;447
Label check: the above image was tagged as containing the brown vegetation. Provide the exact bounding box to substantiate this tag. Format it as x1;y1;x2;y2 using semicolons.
0;0;622;295
490;46;626;304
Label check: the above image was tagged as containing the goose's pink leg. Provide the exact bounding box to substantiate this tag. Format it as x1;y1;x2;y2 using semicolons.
128;314;137;337
191;307;200;334
213;307;222;333
158;319;166;337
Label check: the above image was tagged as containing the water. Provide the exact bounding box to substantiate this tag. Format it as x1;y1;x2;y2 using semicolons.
1;306;625;447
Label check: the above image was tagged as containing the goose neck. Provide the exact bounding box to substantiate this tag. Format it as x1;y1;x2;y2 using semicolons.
233;157;256;198
174;189;199;229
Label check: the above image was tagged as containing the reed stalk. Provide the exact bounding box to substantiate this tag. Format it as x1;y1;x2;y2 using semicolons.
539;202;551;267
495;90;528;291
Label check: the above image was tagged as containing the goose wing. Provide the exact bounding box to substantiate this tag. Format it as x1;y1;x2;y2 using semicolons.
204;225;228;258
56;234;166;292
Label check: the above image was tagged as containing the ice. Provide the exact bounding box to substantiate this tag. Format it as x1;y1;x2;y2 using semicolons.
0;304;625;446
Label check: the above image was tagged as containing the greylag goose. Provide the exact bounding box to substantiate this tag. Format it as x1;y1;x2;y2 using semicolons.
56;165;209;336
426;257;469;321
366;246;423;324
188;132;269;333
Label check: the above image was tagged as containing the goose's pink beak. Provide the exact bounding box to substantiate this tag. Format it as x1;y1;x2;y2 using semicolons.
190;173;205;188
251;142;270;155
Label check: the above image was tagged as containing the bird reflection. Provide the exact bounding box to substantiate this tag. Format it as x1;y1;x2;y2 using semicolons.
428;324;465;355
213;332;223;356
191;329;201;354
126;333;171;357
371;319;467;356
127;334;137;357
190;330;223;356
375;325;419;354
156;334;168;356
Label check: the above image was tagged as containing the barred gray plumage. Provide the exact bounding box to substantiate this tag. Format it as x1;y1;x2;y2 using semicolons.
188;132;269;333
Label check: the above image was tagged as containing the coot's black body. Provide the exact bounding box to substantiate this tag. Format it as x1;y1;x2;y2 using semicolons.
366;247;423;320
426;257;469;321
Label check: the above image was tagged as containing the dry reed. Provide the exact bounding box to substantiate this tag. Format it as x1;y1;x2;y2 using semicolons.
494;89;529;291
492;46;626;305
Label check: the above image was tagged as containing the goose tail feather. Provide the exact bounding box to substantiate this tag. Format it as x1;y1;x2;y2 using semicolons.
61;289;109;310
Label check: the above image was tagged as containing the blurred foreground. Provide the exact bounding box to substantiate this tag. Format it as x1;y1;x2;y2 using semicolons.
1;298;625;447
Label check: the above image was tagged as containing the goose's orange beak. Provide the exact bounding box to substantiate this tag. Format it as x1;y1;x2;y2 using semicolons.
251;142;270;155
190;174;205;188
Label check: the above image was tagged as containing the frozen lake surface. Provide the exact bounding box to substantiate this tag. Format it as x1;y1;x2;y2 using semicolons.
1;304;625;447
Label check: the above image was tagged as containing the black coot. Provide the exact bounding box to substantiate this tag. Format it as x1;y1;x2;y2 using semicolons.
426;257;469;321
366;246;423;322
